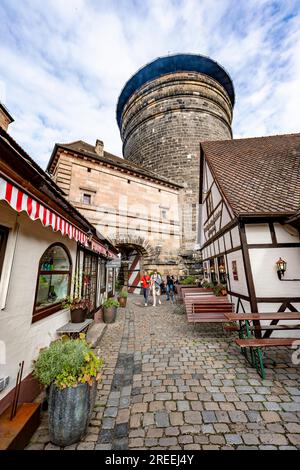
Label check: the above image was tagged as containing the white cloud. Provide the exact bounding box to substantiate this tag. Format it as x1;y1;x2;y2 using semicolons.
0;0;299;168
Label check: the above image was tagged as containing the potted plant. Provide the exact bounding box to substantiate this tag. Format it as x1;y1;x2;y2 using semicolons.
202;281;215;290
102;298;119;323
117;289;128;308
33;334;103;446
181;275;197;285
63;297;90;323
213;283;227;297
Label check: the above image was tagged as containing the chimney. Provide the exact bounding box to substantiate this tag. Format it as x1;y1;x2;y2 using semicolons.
0;103;14;132
95;139;104;156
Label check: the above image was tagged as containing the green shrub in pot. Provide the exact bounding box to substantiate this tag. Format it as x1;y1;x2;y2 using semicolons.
102;298;119;323
33;334;103;446
118;290;128;308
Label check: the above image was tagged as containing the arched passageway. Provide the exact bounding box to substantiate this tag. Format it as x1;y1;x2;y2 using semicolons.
114;240;150;294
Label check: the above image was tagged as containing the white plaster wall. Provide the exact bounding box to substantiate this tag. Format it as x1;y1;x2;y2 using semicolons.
220;236;226;253
227;250;249;297
249;247;300;297
221;204;231;230
245;224;272;244
231;226;241;248
258;302;300;339
0;203;76;401
211;183;222;208
224;231;231;251
274;223;300;243
206;165;214;189
230;296;251;314
239;299;251;313
211;242;215;257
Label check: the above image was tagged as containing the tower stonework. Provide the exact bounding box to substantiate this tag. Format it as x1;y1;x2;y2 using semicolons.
117;54;234;254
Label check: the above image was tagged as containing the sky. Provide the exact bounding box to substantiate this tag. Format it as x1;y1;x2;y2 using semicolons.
0;0;300;168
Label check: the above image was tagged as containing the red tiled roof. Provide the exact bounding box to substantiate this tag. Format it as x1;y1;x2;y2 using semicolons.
201;133;300;216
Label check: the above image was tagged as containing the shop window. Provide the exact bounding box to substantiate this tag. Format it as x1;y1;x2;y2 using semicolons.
0;225;9;281
82;251;98;313
83;193;91;205
33;244;72;322
100;258;106;292
107;267;114;294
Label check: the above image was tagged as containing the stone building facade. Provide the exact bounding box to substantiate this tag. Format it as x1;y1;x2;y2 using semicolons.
47;140;183;290
0;103;14;131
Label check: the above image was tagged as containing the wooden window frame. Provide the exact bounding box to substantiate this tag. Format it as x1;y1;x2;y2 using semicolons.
0;225;9;281
83;193;91;205
32;243;72;323
206;191;213;218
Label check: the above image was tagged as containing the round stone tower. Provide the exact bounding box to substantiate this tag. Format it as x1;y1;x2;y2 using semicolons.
117;54;234;254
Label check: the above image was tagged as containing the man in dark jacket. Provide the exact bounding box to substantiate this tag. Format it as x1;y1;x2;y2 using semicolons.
166;275;174;301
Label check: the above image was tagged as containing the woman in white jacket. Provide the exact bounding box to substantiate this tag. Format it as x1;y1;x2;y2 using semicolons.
151;270;162;307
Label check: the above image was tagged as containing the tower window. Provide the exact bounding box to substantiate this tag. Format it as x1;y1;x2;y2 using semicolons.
160;209;168;220
127;180;131;184
83;193;91;205
87;168;91;173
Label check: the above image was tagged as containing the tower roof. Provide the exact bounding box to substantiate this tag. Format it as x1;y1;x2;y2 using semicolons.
116;53;235;128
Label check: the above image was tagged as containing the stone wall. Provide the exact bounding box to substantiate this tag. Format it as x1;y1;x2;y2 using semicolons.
120;72;233;251
52;148;183;272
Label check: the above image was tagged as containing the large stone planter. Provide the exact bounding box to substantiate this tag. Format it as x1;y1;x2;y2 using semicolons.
103;306;117;323
48;381;96;446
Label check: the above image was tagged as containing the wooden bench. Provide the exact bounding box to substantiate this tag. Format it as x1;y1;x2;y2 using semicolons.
184;295;228;315
235;337;297;379
179;287;213;299
187;299;234;324
236;338;296;347
224;324;300;332
224;311;300;378
56;319;93;339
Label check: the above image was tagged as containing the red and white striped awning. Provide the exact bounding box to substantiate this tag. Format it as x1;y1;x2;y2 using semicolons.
0;175;90;246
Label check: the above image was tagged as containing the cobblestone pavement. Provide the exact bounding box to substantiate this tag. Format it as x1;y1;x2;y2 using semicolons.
27;295;300;450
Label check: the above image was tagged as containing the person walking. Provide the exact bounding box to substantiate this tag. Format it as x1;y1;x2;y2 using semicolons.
166;275;175;301
151;270;162;307
140;271;151;306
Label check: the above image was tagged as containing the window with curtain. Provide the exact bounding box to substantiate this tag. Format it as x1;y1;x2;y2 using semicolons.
33;244;72;322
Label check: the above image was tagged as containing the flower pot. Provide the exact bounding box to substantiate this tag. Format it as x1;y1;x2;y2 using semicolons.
118;296;127;308
103;306;117;323
48;381;96;446
70;307;86;323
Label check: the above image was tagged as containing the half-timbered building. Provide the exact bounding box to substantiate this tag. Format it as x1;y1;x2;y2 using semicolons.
199;134;300;335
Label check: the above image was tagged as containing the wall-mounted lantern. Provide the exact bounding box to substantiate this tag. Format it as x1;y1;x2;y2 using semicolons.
87;229;93;244
219;264;225;273
276;257;287;280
